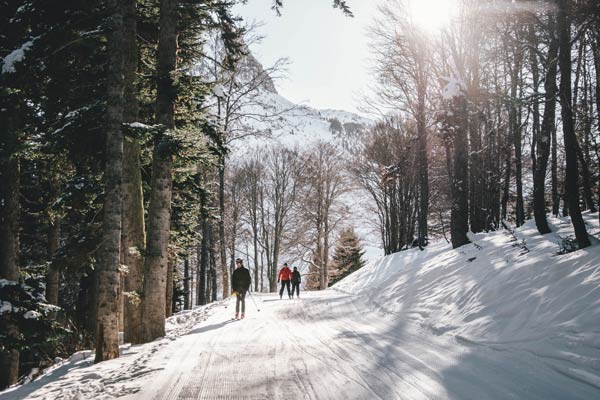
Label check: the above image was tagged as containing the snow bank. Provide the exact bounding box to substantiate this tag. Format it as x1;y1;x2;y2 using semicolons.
335;212;600;382
0;303;219;400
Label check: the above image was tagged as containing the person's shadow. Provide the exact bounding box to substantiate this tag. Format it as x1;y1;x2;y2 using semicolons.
187;319;238;336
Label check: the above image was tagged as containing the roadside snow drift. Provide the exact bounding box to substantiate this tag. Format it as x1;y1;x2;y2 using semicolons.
336;212;600;387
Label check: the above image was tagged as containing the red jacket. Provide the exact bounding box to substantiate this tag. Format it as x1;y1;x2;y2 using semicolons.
278;266;292;281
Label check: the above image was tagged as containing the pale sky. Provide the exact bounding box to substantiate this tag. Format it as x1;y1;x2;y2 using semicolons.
234;0;379;115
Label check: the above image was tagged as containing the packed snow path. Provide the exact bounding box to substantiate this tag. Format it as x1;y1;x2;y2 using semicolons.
124;290;599;400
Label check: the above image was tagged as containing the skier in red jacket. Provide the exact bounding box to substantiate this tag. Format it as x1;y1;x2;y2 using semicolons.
278;263;292;299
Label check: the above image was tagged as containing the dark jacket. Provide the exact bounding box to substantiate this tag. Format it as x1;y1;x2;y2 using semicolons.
292;270;301;284
231;267;251;294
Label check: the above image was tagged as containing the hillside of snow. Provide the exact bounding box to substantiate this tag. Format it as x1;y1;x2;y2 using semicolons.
335;212;600;388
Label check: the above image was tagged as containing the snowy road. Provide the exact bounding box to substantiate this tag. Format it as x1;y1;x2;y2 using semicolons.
125;290;600;400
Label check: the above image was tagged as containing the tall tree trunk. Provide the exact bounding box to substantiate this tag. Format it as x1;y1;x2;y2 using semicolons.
183;258;190;310
260;250;265;291
198;216;209;305
165;259;174;318
252;218;259;292
576;140;597;212
510;55;525;227
95;0;125;363
121;0;145;345
533;15;558;235
468;64;485;234
0;131;21;388
323;218;330;289
468;105;484;233
557;0;591;248
45;216;61;305
210;227;218;302
450;95;471;248
581;54;596;214
593;30;600;139
593;30;600;221
416;84;429;245
141;0;178;342
551;120;559;216
501;131;512;221
218;160;229;298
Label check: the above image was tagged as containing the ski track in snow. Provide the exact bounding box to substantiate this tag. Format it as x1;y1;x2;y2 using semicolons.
130;290;599;400
3;289;600;399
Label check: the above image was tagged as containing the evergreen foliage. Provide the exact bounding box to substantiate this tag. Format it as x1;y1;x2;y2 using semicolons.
328;228;366;287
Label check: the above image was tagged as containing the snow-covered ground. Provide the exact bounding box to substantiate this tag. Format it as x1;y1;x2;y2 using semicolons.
2;213;599;399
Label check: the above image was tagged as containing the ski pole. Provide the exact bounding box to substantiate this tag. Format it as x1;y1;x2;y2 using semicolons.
224;293;234;309
247;291;261;312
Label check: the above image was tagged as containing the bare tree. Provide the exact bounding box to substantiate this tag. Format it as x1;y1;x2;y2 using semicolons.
196;28;290;299
351;119;419;254
556;0;591;248
258;147;302;291
369;0;432;246
533;13;558;234
298;142;349;289
240;154;265;292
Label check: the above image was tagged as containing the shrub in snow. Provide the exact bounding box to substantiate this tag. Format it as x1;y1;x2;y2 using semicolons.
0;272;67;374
557;235;579;255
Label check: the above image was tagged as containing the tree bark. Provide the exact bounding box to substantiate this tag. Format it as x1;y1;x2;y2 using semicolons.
510;52;525;227
468;105;484;234
183;258;190;310
501;131;512;221
0;130;21;388
557;0;591;248
450;95;471;248
165;259;174;318
218;161;229;298
575;140;597;213
121;0;145;345
416;84;429;245
141;0;178;342
551;119;559;216
593;30;600;221
95;0;125;363
45;217;61;305
198;216;209;305
468;62;485;234
533;15;558;235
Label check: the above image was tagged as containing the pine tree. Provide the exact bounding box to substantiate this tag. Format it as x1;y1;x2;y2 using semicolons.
328;228;366;287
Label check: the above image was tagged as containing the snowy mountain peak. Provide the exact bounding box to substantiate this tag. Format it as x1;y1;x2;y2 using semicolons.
233;90;374;155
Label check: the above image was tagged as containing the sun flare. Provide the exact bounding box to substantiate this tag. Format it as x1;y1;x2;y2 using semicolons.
407;0;458;32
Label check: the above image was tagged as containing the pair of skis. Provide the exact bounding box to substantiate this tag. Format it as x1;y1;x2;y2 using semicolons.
226;290;261;320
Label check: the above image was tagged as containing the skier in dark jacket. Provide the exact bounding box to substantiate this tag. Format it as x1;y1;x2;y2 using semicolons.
231;258;251;319
291;267;301;298
278;263;292;299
